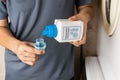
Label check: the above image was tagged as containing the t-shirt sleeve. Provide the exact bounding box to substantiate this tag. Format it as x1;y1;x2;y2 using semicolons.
75;0;93;6
0;1;8;19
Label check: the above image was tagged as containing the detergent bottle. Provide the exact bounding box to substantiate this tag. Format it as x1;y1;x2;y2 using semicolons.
42;19;83;43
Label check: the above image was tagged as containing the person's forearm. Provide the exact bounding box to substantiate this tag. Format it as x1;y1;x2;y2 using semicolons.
77;3;94;23
0;20;45;65
0;20;20;52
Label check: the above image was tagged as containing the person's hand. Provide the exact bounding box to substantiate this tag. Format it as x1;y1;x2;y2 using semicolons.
14;41;45;66
68;13;88;47
68;4;94;47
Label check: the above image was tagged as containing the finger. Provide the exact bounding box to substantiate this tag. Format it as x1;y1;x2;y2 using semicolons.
22;51;37;58
24;42;45;54
16;55;35;65
72;42;81;47
23;60;35;66
68;16;78;21
71;41;80;47
23;57;37;62
71;39;86;47
28;42;34;47
25;46;45;55
17;54;38;66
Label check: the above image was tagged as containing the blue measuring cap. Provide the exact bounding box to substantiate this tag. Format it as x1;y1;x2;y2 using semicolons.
42;24;58;38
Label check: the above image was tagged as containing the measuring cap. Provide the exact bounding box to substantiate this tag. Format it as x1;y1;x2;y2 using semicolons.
34;38;46;50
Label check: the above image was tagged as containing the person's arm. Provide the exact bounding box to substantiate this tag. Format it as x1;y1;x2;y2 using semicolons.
0;19;20;51
0;19;45;65
69;3;94;47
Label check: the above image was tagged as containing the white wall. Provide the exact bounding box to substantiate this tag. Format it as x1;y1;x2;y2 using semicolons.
97;8;120;80
0;46;5;80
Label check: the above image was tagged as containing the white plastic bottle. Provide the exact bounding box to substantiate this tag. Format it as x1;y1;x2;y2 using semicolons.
42;19;83;43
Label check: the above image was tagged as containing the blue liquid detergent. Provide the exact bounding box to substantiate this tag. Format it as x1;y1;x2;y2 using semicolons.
34;38;46;50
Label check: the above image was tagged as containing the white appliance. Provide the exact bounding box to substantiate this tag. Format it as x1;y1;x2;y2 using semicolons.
85;0;120;80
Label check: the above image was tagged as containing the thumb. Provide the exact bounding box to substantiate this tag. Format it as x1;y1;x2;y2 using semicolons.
26;42;35;48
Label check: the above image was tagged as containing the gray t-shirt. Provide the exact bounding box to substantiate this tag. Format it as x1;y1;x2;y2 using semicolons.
0;0;92;80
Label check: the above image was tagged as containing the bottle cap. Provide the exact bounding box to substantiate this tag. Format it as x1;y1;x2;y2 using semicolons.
42;24;58;38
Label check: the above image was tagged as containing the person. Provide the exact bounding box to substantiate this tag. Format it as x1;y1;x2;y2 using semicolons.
0;0;94;80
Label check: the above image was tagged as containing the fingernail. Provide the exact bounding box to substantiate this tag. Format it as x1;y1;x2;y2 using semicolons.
37;51;45;55
42;51;45;54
